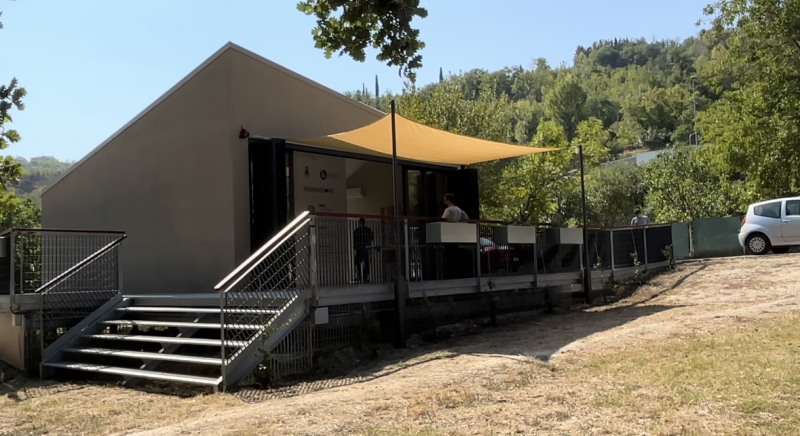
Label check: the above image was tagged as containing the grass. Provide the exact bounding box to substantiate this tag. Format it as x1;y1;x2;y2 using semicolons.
1;313;799;435
567;313;800;434
321;312;800;436
0;383;240;435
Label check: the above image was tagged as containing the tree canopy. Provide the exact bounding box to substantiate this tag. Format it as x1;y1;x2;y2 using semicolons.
297;0;427;81
0;9;39;225
344;1;800;226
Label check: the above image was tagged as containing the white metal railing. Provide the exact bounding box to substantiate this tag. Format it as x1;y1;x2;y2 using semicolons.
214;211;312;389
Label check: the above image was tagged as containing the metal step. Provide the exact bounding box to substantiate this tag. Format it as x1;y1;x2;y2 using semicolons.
82;334;247;348
116;306;280;315
43;362;221;387
125;292;300;299
101;320;263;330
62;348;223;365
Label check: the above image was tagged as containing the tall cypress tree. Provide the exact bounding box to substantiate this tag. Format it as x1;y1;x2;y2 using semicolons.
374;75;380;110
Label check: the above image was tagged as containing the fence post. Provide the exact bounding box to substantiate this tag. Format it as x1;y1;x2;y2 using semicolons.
309;218;319;305
533;228;538;289
9;232;16;311
403;220;410;283
475;224;482;291
609;229;616;272
643;227;649;268
117;241;124;295
19;235;24;295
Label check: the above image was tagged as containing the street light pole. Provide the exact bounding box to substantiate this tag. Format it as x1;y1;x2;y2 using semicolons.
578;143;591;303
691;75;698;146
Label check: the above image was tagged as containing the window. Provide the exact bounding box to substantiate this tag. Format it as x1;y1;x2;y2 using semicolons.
753;201;782;219
786;200;800;216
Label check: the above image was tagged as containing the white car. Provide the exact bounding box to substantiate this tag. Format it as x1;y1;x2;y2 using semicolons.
739;196;800;255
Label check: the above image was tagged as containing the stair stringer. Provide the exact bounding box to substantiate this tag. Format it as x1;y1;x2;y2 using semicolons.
222;289;311;389
40;293;129;376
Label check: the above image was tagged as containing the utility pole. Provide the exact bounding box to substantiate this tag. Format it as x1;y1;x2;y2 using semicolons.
691;76;698;146
578;143;591;303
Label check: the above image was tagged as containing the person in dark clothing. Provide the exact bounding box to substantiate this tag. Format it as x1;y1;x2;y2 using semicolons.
353;218;374;283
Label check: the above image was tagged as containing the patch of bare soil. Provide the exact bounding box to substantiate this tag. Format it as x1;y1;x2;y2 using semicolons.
3;254;799;436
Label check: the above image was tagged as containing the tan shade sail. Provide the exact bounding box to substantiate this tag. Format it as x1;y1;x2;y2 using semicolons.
288;113;557;166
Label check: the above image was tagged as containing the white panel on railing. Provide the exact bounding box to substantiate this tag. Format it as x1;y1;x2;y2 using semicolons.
493;226;537;245
426;222;478;244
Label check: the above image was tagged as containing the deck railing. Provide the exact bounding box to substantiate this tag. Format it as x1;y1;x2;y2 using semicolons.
309;213;675;287
0;228;126;374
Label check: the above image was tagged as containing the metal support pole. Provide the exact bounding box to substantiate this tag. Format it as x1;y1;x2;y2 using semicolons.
390;100;406;348
643;226;649;268
309;219;319;305
533;232;538;288
475;225;482;291
609;229;616;273
19;236;24;295
691;76;698;146
578;144;591;303
219;277;227;392
9;233;16;311
403;220;411;282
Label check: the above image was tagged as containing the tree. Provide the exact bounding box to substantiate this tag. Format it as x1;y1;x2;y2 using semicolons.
572;117;609;167
297;0;427;81
0;10;38;231
489;121;573;224
642;146;744;222
0;193;40;230
700;0;800;198
583;164;645;226
543;73;587;141
0;11;25;191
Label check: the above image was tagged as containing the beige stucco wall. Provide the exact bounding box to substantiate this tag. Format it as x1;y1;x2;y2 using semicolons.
227;49;382;265
0;312;24;369
346;162;394;216
41;50;238;294
40;45;388;294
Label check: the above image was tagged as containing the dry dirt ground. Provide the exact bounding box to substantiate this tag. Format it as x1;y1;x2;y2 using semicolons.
2;254;800;436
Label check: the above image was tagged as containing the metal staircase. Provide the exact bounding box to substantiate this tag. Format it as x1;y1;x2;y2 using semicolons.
41;212;315;392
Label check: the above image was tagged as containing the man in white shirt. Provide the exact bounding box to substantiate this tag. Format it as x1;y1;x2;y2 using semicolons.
442;193;469;222
631;208;649;226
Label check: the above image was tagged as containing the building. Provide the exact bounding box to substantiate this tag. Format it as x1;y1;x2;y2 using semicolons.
0;43;673;388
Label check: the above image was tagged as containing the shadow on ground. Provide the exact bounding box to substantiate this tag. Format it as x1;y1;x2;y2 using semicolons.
233;300;678;403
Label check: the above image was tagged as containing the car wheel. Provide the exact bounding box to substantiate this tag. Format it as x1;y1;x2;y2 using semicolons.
772;246;790;254
745;233;770;255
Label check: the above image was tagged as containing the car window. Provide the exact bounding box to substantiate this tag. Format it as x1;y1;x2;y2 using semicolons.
787;200;800;216
753;201;782;219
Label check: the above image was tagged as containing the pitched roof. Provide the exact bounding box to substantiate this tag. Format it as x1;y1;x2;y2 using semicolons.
42;42;383;196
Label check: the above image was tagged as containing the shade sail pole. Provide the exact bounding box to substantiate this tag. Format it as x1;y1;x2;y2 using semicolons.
579;143;591;303
390;100;407;348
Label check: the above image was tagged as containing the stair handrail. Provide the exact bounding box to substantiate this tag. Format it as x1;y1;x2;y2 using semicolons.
214;211;311;293
35;234;127;294
216;211;313;391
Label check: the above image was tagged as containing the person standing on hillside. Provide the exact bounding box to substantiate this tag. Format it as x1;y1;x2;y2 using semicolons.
631;208;650;226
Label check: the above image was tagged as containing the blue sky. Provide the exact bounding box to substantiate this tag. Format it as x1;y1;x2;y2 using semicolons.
2;0;710;161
